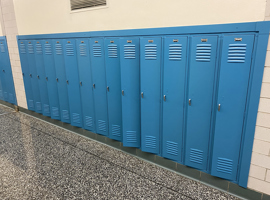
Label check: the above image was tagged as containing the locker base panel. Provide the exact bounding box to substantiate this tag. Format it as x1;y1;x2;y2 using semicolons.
2;103;267;199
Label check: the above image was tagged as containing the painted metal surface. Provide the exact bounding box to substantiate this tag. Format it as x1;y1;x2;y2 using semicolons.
162;36;188;162
63;39;83;127
42;39;61;120
140;37;162;154
76;38;96;132
120;37;141;147
53;39;71;124
104;38;122;141
90;38;108;136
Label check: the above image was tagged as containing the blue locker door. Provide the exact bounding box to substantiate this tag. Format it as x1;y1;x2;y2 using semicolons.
34;41;50;116
162;36;188;162
0;41;8;102
105;38;122;141
89;38;108;136
211;35;255;181
53;40;70;123
42;40;61;120
18;41;35;111
140;37;162;154
185;36;218;170
63;39;83;127
76;39;96;132
27;41;42;113
120;38;140;147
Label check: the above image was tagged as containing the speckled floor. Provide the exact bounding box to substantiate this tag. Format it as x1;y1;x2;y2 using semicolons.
0;104;240;200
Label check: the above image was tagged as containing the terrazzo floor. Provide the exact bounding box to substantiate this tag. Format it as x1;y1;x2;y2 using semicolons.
0;104;240;200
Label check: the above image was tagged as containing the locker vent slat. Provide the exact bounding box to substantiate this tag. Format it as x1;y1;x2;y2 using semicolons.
126;131;137;143
85;116;93;127
36;44;42;54
190;148;203;164
124;44;135;59
20;44;26;54
145;136;156;149
72;113;80;124
66;44;74;56
93;44;101;57
44;104;50;114
166;141;178;156
9;93;13;102
55;44;63;55
45;44;52;55
28;44;34;54
52;107;59;117
108;44;118;58
145;44;157;60
169;44;182;60
62;110;70;120
98;120;106;132
28;100;34;108
196;44;211;62
217;157;233;174
0;44;5;53
227;44;247;63
3;92;8;99
36;102;42;111
112;125;121;137
79;44;87;56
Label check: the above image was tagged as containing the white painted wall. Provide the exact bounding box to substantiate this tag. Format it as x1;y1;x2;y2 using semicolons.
13;0;266;35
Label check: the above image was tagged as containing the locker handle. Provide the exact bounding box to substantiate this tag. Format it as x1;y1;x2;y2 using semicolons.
37;75;40;79
80;81;82;86
56;78;58;82
46;77;48;81
218;104;221;111
163;95;166;102
29;74;32;78
66;80;69;84
122;90;124;96
189;99;191;106
141;92;144;98
107;86;109;92
2;70;5;73
93;83;95;88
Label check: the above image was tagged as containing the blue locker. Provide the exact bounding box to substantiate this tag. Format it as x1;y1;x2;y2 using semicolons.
211;35;255;180
105;38;122;141
120;38;141;147
53;39;70;123
76;38;96;132
185;35;218;170
162;36;188;162
63;39;83;127
27;41;42;113
140;37;162;154
19;40;35;111
0;41;8;102
34;41;50;116
42;40;61;120
89;38;108;136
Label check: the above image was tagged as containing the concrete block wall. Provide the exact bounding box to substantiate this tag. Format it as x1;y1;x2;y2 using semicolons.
0;0;27;108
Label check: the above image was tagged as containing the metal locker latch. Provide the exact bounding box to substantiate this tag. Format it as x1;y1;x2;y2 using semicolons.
107;86;109;91
37;75;40;79
80;81;82;86
30;74;32;77
218;104;221;111
93;83;95;88
122;90;124;96
2;70;4;72
189;99;191;106
163;95;166;102
56;78;58;82
66;80;69;84
141;92;144;98
46;77;48;81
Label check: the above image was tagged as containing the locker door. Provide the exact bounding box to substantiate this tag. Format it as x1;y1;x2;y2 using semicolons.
185;36;218;170
162;36;188;162
42;40;61;120
53;39;70;123
18;40;35;111
89;38;108;136
211;35;255;181
34;41;50;116
76;39;96;132
120;38;140;147
105;38;122;141
0;41;8;102
27;41;42;113
140;37;162;154
0;75;3;100
63;39;83;127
